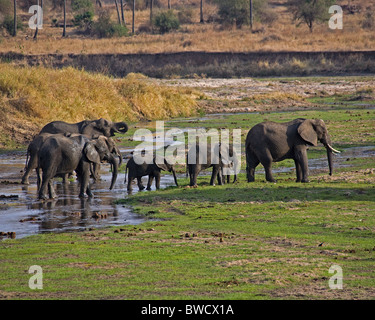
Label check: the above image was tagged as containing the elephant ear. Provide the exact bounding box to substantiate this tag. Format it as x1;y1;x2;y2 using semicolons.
153;157;170;171
298;120;318;146
84;142;101;164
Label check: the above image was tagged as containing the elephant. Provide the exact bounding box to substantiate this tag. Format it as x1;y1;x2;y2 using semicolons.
39;118;128;138
21;132;122;186
125;155;178;192
37;134;119;200
245;118;340;183
187;143;239;187
221;144;239;184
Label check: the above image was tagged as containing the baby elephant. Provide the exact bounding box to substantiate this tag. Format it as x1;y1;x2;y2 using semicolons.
125;156;178;192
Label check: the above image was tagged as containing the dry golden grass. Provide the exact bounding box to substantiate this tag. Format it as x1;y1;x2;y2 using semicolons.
0;64;200;147
0;0;374;55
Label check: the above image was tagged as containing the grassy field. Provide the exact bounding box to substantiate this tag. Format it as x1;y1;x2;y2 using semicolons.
0;84;374;300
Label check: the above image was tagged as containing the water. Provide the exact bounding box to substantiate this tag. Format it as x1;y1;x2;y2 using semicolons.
0;149;177;240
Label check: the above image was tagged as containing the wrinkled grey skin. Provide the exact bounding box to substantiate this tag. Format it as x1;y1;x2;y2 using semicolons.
38;135;119;200
22;132;122;186
125;156;178;192
245;118;338;183
39;118;128;138
187;143;238;187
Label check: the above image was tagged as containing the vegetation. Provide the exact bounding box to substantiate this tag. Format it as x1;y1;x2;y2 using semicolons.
0;0;374;53
152;9;180;34
0;86;375;299
288;0;336;32
0;64;200;147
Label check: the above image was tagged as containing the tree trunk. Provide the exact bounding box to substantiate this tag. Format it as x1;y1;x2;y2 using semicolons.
132;0;135;34
168;0;171;10
150;0;153;23
13;0;17;36
114;0;122;25
200;0;204;23
249;0;253;30
63;0;66;37
120;0;125;24
33;0;42;40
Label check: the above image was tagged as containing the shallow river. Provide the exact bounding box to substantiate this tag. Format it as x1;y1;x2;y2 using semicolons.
0;149;177;240
1;145;374;240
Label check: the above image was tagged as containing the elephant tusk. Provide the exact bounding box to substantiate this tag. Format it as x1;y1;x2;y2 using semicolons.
327;144;341;154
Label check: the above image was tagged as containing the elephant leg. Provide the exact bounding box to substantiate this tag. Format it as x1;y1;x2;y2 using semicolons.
295;150;309;183
147;175;154;190
48;180;56;199
246;152;259;182
137;177;145;190
294;159;302;182
127;176;134;191
155;173;161;189
258;150;275;183
188;165;197;187
79;163;92;198
210;166;220;186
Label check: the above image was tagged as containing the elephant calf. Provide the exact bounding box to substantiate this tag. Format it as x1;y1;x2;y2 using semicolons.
125;155;178;192
245;118;340;183
187;143;239;187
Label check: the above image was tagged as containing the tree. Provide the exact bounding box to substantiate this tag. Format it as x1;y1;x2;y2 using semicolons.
63;0;66;36
288;0;335;32
200;0;203;23
114;0;121;25
132;0;135;34
13;0;17;36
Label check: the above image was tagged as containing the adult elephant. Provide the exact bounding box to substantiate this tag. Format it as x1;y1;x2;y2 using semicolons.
125;156;178;192
245;118;340;183
38;135;119;200
39;118;128;137
21;133;122;185
187;143;239;187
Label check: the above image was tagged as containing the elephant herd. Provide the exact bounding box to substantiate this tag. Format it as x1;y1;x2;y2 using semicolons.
21;117;339;200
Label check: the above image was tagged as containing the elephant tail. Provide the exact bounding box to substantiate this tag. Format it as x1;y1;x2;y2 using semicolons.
24;147;30;172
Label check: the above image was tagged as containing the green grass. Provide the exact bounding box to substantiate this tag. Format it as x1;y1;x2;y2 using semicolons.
1;76;375;300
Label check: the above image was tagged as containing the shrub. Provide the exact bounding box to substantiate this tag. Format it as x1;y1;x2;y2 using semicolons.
152;10;180;34
1;15;24;35
91;9;128;38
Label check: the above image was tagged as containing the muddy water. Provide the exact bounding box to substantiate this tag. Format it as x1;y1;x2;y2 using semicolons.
0;150;177;240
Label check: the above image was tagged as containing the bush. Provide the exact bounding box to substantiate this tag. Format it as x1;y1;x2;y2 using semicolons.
91;9;128;38
152;10;180;34
72;11;94;30
1;15;24;35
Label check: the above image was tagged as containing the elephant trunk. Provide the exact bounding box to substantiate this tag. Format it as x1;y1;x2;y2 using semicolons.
326;148;333;176
112;122;128;135
108;154;118;190
323;135;339;176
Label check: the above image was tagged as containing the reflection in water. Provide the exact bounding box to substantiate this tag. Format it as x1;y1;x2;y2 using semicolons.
0;152;177;240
